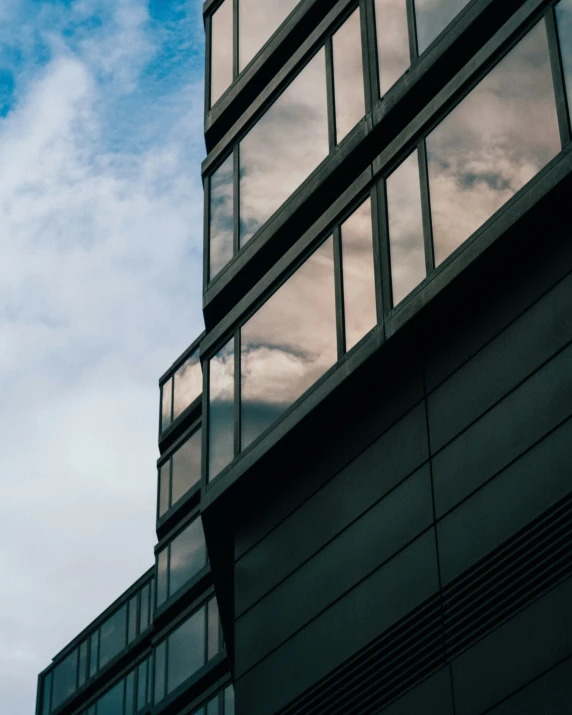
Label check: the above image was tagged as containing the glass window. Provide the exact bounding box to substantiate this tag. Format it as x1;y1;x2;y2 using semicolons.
238;0;299;71
99;606;127;669
209;154;234;281
207;697;219;715
156;517;207;608
332;9;365;143
224;685;235;715
171;428;202;507
414;0;471;54
207;598;220;660
136;658;149;712
426;20;560;266
158;462;170;519
51;649;78;710
556;0;572;116
239;49;328;247
97;679;124;715
340;199;377;350
89;632;98;678
241;237;336;449
154;642;166;704
211;0;233;106
156;549;168;607
78;640;88;688
125;671;135;715
173;351;202;420
41;671;52;715
387;149;426;304
375;0;410;96
208;339;235;481
161;378;172;433
166;609;206;695
139;583;150;633
127;595;138;644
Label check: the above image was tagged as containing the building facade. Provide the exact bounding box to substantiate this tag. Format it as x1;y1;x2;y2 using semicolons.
38;0;572;714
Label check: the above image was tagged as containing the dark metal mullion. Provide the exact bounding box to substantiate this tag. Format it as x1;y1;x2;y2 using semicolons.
233;0;239;79
325;37;337;150
371;180;390;321
234;332;241;456
233;146;240;254
406;0;419;62
333;227;346;359
418;140;435;275
360;0;377;113
546;4;572;147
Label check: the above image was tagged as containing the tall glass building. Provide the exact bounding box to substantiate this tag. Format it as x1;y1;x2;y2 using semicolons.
38;0;572;713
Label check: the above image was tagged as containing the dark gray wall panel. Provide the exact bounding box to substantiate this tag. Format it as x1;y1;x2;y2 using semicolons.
487;656;572;714
451;575;572;715
235;403;429;615
235;531;439;715
433;341;572;517
428;271;572;452
380;668;454;715
235;465;433;675
438;416;572;584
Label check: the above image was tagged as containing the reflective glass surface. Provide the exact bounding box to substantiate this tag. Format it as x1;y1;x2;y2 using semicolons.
97;680;124;715
89;632;98;677
156;548;168;607
173;352;201;420
426;21;560;266
168;518;207;598
340;199;376;350
166;609;205;695
239;50;328;246
161;378;172;433
414;0;471;54
209;153;234;281
99;605;127;669
171;428;202;507
207;598;220;660
52;650;77;710
78;640;87;687
241;237;336;449
207;698;218;715
224;685;235;714
332;9;365;143
127;596;137;643
210;0;233;106
208;339;235;481
158;462;170;518
387;149;426;304
42;672;52;715
238;0;299;71
139;583;150;633
125;672;135;715
137;659;148;711
556;0;572;115
154;642;166;704
375;0;410;95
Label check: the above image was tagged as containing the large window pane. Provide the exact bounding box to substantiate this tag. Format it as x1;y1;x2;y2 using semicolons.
125;672;135;715
171;428;202;507
387;150;426;304
160;378;172;433
97;680;124;715
168;518;207;598
332;9;365;143
414;0;471;54
127;596;137;643
239;50;328;246
99;606;127;669
78;640;87;687
154;642;166;704
207;598;220;660
137;659;149;712
89;632;98;678
375;0;410;96
158;462;170;519
173;352;201;420
52;650;78;710
426;21;560;266
139;583;150;633
41;672;52;715
208;339;235;481
241;237;336;448
556;0;572;115
224;685;235;715
166;609;205;695
209;154;234;281
156;548;169;608
211;0;233;106
340;199;376;350
238;0;299;71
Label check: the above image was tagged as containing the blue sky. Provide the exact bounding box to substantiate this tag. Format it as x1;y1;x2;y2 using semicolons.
0;1;205;712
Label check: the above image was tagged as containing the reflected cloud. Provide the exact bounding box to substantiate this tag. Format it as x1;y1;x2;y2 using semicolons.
208;339;235;480
427;20;560;265
171;428;201;506
414;0;471;53
210;0;233;106
209;153;234;280
168;518;206;596
173;351;201;420
332;8;365;143
238;0;300;71
375;0;410;95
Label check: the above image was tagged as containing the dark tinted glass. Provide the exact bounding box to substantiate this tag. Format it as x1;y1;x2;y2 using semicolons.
161;378;172;433
238;0;299;71
208;339;235;481
97;680;124;715
167;609;205;695
239;50;328;246
52;649;78;709
241;237;336;448
341;199;376;350
156;548;169;608
171;428;202;507
153;642;166;704
207;697;219;715
224;685;235;715
41;672;52;715
414;0;471;54
207;598;220;659
78;640;87;687
427;21;560;266
127;595;138;643
125;671;135;715
173;351;201;420
139;583;150;632
89;632;98;677
158;462;170;518
99;606;126;669
137;659;148;711
375;0;410;95
209;153;234;281
332;9;365;143
387;149;426;304
169;518;207;597
556;0;572;115
210;0;233;106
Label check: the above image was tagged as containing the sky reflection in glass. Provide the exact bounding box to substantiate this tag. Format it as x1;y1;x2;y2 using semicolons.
208;339;235;480
332;8;365;143
166;609;205;696
556;0;572;117
173;352;201;420
239;0;300;71
241;237;336;449
209;154;234;281
168;518;207;598
210;0;233;106
414;0;471;54
427;20;560;266
375;0;410;96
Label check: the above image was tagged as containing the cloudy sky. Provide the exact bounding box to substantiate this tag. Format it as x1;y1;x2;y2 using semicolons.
0;1;205;711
